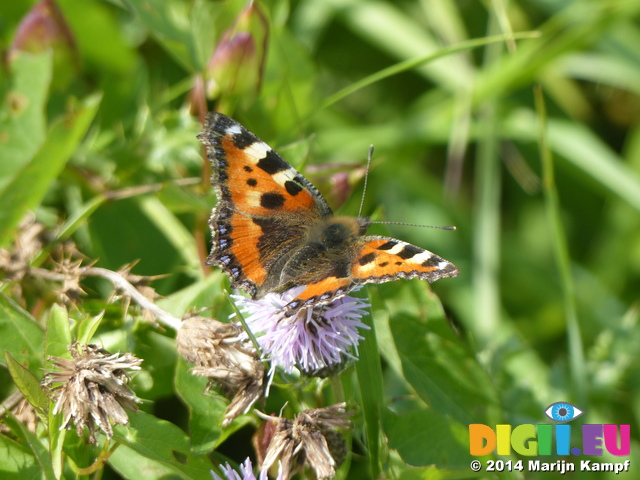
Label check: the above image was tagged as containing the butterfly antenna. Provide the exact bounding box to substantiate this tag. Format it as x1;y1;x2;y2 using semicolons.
369;220;456;231
358;145;374;218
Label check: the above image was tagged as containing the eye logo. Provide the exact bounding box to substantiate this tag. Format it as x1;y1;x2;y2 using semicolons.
545;402;584;423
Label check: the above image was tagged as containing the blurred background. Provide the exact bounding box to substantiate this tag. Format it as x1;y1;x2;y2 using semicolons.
1;0;640;478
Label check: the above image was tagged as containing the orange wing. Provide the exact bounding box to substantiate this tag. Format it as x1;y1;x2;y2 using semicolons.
282;235;459;315
198;113;332;298
349;236;459;284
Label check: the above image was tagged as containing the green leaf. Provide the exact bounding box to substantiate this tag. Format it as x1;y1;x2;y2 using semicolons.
4;351;48;413
54;194;107;243
113;411;215;479
371;283;492;425
48;400;66;480
136;195;202;275
57;0;137;76
0;93;102;247
355;291;384;480
108;444;183;480
75;312;104;346
391;313;488;423
44;304;72;362
383;408;472;469
175;358;226;454
125;0;196;72
321;31;540;110
30;194;108;268
43;308;72;479
0;433;40;479
156;269;227;317
0;51;51;192
131;330;177;400
0;293;44;372
1;414;56;480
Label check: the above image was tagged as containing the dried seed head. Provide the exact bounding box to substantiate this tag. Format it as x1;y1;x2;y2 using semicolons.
50;256;86;304
0;213;45;282
177;316;265;426
261;403;353;480
0;396;39;434
42;342;142;443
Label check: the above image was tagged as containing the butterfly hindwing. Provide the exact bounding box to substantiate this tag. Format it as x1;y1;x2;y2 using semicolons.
351;236;459;284
282;235;459;313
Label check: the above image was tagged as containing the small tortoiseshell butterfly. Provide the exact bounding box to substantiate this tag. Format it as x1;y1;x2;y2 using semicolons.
198;113;459;315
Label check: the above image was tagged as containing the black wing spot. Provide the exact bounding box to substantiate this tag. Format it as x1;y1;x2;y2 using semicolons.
422;256;439;268
397;244;422;259
378;261;389;267
232;131;258;149
260;192;286;209
358;252;376;266
284;180;303;196
247;178;258;187
378;241;397;251
244;165;253;172
395;261;403;266
257;150;289;174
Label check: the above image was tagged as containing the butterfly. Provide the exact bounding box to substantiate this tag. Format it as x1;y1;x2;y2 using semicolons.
198;113;459;315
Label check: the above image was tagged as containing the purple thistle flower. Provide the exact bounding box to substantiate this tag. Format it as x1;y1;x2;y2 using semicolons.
212;457;269;480
233;287;370;377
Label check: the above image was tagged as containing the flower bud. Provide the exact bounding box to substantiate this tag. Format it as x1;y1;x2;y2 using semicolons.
205;2;268;101
8;0;79;89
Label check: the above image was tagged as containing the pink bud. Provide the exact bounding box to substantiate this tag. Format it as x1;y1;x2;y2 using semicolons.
9;0;78;88
205;3;268;100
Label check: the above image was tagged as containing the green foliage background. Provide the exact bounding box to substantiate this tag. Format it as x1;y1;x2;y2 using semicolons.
1;0;640;479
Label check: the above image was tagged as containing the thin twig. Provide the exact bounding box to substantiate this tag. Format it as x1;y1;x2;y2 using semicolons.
29;266;182;331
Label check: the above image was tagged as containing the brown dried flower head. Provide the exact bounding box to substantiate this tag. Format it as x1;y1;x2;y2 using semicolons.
0;396;39;434
177;316;265;426
261;403;353;480
50;255;87;304
42;342;142;443
0;213;45;282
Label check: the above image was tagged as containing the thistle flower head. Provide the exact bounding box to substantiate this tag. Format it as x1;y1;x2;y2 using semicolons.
234;288;370;378
212;457;268;480
177;316;265;426
42;342;142;443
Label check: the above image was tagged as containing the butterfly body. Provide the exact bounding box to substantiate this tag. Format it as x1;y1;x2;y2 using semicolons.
198;113;458;314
